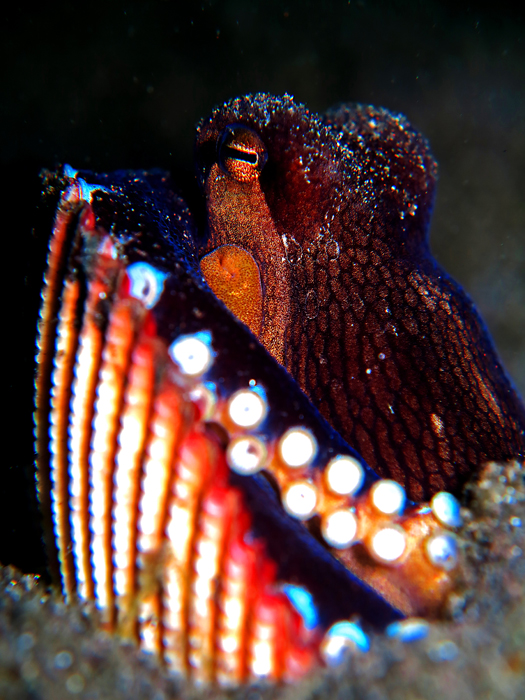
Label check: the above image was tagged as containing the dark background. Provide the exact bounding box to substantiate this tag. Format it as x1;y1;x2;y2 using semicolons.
2;1;524;574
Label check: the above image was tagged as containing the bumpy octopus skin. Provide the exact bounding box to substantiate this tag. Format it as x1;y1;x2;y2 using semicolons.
197;93;525;503
33;93;525;684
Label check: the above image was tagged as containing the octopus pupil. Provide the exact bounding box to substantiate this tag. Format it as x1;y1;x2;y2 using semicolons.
223;145;258;165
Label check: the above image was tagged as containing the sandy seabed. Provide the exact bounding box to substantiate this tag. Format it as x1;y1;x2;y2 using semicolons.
1;460;523;700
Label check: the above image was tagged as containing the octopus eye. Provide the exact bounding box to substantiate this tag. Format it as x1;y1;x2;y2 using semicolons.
217;124;267;182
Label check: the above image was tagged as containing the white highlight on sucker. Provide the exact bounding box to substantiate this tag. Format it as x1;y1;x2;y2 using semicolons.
228;389;268;428
283;481;318;520
325;455;364;496
371;479;406;515
169;332;213;377
321;509;359;549
279;427;317;468
370;526;407;563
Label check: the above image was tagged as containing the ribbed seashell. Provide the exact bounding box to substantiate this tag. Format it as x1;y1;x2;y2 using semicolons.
34;199;322;686
34;168;462;685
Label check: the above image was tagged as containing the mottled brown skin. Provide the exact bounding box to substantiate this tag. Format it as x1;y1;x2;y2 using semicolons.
196;94;525;502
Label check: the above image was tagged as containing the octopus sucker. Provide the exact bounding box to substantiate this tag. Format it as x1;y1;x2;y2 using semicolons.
32;93;525;686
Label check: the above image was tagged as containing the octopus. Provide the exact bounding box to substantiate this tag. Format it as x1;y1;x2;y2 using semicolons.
34;93;525;686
